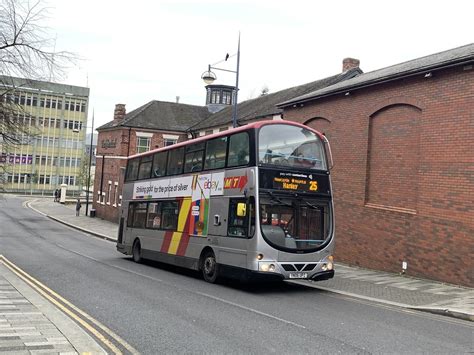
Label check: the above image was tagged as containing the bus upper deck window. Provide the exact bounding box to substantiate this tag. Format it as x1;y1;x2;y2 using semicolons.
126;158;139;181
205;137;227;170
152;151;168;177
258;125;327;170
228;132;249;167
138;155;153;180
167;147;184;175
184;142;205;173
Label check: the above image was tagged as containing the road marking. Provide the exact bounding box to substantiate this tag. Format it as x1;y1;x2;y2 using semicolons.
193;290;307;329
0;255;139;355
55;246;307;329
24;199;47;216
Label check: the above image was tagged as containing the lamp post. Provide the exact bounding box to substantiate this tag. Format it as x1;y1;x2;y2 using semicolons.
201;33;241;128
85;111;94;216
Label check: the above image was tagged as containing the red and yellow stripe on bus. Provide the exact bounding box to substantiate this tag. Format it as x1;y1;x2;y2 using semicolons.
160;197;194;256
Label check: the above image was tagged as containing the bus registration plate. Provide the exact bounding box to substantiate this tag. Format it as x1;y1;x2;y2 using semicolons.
289;272;308;279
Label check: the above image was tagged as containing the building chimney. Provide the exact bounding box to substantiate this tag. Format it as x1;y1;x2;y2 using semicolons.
176;96;180;104
113;104;126;121
342;58;360;72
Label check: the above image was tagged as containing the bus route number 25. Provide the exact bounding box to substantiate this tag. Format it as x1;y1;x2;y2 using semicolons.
309;181;318;191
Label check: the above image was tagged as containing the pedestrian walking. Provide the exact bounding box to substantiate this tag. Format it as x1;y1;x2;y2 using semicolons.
54;189;59;202
75;199;82;216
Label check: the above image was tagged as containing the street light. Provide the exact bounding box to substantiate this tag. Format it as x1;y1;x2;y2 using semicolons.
201;33;241;128
85;110;94;217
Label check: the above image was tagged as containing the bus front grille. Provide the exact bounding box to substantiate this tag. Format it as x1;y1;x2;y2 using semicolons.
281;263;316;272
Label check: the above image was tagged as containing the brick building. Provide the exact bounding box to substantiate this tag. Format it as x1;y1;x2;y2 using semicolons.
278;44;474;286
189;67;361;135
93;101;210;222
92;70;362;222
93;43;473;286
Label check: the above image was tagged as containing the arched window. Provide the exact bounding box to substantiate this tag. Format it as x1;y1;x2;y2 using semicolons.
366;104;421;212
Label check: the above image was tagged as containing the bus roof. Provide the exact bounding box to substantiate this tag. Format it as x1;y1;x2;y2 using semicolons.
128;120;325;160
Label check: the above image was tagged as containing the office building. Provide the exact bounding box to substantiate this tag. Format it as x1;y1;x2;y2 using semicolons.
0;76;90;194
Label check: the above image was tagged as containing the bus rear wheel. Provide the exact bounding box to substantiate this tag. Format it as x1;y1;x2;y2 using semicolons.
202;251;219;283
132;239;142;263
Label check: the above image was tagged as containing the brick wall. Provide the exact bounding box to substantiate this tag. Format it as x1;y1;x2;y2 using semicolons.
93;127;188;222
283;65;474;286
93;128;129;222
128;130;187;156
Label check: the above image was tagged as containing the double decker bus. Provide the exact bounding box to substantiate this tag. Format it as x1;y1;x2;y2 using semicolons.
117;120;335;283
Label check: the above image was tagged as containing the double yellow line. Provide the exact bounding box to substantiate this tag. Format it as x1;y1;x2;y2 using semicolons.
0;255;138;355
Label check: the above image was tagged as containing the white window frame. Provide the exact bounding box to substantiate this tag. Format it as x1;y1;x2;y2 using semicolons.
113;182;119;207
163;134;179;147
106;181;112;205
136;136;151;153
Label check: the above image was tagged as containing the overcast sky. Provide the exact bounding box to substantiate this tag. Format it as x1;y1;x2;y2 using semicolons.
46;0;473;130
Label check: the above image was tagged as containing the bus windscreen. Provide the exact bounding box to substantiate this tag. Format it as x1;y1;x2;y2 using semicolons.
258;124;327;171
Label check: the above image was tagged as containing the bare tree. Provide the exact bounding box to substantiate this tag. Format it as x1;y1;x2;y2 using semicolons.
76;153;91;192
0;0;76;183
0;0;75;80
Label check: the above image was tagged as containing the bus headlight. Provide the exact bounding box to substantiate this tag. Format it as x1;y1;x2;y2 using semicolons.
321;256;334;271
259;263;276;272
321;261;333;271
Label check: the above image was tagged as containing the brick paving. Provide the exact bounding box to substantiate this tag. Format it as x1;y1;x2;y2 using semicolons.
0;262;106;354
0;277;75;354
310;264;474;316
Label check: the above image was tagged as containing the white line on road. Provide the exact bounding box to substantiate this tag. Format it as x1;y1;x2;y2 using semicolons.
192;290;307;329
59;246;307;330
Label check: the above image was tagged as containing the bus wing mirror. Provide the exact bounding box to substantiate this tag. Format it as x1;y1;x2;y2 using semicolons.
237;203;247;217
322;135;334;170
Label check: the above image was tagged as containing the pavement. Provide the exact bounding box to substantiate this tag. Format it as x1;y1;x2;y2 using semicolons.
0;259;106;355
1;195;472;354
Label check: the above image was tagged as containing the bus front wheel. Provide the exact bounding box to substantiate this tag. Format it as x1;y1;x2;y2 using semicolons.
132;239;142;263
202;251;219;283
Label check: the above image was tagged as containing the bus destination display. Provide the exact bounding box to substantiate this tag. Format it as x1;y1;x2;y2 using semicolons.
273;175;318;192
260;168;330;196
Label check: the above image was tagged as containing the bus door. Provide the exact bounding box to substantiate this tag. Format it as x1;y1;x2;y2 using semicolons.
210;197;254;268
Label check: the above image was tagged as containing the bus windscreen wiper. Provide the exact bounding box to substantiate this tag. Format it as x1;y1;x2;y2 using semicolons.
303;200;320;209
263;191;292;206
303;200;330;216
